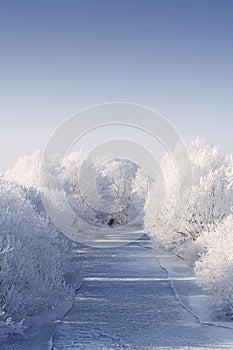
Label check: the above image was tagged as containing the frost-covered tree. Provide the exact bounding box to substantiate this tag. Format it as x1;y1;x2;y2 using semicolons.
97;159;146;225
4;150;42;189
144;138;233;253
5;152;146;228
127;166;148;225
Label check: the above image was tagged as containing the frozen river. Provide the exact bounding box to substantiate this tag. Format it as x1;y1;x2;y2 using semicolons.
51;230;233;350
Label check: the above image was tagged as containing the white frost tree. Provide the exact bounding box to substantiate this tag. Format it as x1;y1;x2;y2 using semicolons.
144;138;233;253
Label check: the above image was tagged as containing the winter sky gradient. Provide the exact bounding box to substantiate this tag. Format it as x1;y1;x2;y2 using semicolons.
0;0;232;172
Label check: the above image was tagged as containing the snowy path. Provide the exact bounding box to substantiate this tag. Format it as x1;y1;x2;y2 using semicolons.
51;230;233;350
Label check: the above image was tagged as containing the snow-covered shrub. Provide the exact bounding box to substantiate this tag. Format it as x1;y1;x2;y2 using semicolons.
194;215;233;320
0;179;78;327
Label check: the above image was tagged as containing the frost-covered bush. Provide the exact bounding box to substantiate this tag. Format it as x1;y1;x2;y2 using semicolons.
194;215;233;320
0;179;78;328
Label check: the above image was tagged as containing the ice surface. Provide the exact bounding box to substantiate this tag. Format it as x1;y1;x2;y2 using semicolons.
51;230;233;350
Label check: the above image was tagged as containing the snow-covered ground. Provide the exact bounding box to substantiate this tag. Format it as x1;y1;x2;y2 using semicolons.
49;229;233;350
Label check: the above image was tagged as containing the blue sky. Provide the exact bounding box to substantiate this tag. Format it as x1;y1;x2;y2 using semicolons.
0;0;232;172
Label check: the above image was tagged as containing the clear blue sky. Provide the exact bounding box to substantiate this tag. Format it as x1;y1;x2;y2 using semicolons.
0;0;232;172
